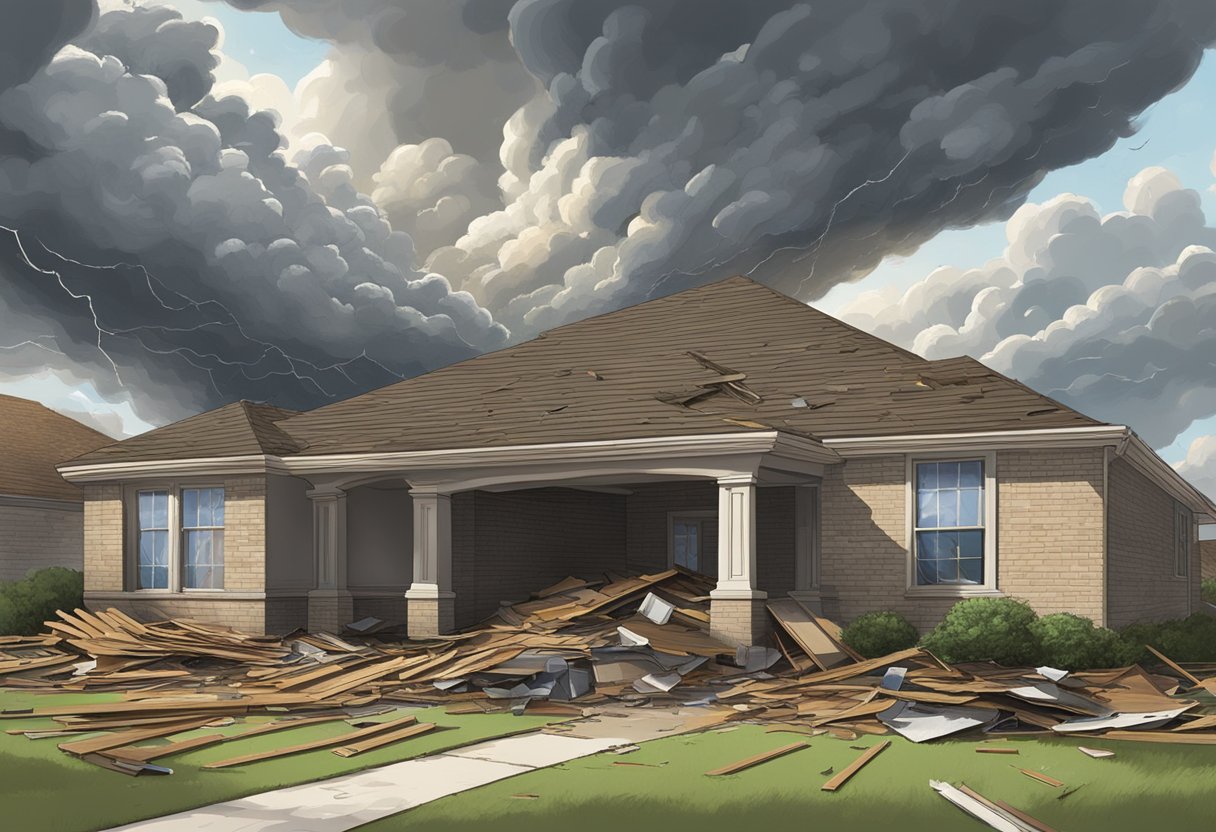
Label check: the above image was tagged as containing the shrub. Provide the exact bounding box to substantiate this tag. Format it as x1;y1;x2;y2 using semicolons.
1202;578;1216;606
1119;614;1216;664
1029;613;1131;670
840;610;919;658
920;597;1041;666
0;567;83;635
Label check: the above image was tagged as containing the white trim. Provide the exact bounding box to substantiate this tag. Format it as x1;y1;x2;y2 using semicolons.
905;452;998;596
60;454;287;482
125;480;228;593
825;425;1129;456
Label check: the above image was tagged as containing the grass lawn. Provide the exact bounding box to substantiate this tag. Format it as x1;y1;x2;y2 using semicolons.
0;687;557;832
358;725;1216;832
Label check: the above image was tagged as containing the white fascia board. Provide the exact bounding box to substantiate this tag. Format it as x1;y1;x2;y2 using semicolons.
280;432;790;476
58;454;289;483
823;425;1131;456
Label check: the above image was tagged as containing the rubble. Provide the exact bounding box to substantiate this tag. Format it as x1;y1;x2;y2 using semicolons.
1;566;1215;775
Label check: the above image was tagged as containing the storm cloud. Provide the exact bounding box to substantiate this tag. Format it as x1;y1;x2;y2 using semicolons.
4;0;1216;429
839;166;1216;449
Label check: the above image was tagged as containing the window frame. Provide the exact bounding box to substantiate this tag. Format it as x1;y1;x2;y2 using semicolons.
905;452;999;597
1174;502;1193;579
124;481;227;594
666;510;718;577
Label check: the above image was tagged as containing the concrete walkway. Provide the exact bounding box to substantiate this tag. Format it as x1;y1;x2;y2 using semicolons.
103;732;631;832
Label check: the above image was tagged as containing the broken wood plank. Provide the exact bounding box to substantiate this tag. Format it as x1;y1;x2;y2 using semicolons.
58;718;215;756
704;741;809;776
976;747;1020;754
766;599;850;670
203;714;418;768
106;732;228;763
1100;730;1216;745
1013;767;1064;788
821;740;890;791
332;721;438;757
1145;645;1203;687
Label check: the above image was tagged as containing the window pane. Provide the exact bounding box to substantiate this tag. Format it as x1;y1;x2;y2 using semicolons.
139;490;169;530
916;463;938;491
938;491;959;527
958;530;984;558
211;488;225;526
917;490;938;528
938;462;960;489
960;558;984;584
959;461;983;488
183;488;199;527
958;488;982;526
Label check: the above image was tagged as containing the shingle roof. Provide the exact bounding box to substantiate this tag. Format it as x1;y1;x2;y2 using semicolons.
68;277;1103;464
69;401;300;465
0;395;113;500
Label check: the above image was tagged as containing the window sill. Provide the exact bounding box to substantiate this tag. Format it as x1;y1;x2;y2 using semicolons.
904;587;1004;600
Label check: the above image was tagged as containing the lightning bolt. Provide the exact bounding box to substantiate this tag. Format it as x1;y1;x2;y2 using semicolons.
1;224;125;385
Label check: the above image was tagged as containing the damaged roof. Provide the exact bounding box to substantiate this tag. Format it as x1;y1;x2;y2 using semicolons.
70;276;1103;463
0;395;113;499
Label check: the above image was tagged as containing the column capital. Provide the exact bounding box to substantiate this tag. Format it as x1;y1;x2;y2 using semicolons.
306;485;347;501
717;474;758;487
408;485;453;499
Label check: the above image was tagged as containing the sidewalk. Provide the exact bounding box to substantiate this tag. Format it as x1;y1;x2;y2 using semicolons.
102;732;631;832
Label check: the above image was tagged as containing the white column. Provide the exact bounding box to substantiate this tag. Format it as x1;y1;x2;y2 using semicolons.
307;486;352;632
790;483;823;613
405;487;453;598
711;475;765;599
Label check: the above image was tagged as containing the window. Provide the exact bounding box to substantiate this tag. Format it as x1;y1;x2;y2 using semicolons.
1175;503;1192;578
130;485;225;591
137;490;170;589
913;459;986;586
183;487;225;589
669;513;718;578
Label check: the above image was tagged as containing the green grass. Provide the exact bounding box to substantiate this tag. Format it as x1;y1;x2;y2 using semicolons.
0;687;557;832
357;725;1216;832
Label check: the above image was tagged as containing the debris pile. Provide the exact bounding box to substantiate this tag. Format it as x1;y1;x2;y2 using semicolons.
2;567;1215;776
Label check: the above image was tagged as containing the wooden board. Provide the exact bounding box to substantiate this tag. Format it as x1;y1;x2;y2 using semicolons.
106;732;228;763
58;718;215;756
766;599;850;670
332;722;437;757
1144;645;1203;687
203;715;418;769
704;741;808;776
821;740;890;791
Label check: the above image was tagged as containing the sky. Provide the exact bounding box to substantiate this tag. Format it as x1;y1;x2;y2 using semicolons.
1;1;1214;535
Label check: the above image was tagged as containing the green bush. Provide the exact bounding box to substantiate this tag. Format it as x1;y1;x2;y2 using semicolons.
1202;578;1216;606
1029;613;1131;670
839;610;919;658
0;567;83;635
1119;614;1216;664
920;597;1041;666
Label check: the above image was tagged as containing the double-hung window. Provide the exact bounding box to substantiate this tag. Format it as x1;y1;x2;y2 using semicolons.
913;459;989;587
669;512;718;579
134;486;226;591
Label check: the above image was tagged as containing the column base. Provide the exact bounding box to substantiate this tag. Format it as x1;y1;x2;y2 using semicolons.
307;589;354;634
710;596;771;648
405;590;456;638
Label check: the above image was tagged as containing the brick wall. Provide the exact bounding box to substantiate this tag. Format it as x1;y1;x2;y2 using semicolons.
222;476;268;592
819;449;1107;631
452;487;627;627
83;483;123;592
114;596;268;633
0;500;84;582
998;449;1105;623
1107;456;1197;627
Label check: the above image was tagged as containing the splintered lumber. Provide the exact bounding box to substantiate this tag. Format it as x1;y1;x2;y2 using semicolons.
1013;767;1064;788
1100;730;1216;745
766;599;850;670
976;747;1020;754
106;732;228;763
704;741;808;776
1144;645;1203;687
203;714;418;768
821;740;890;791
332;721;438;757
58;717;215;756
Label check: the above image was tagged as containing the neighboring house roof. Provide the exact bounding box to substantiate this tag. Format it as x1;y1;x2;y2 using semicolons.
0;395;113;500
69;401;301;465
68;276;1101;463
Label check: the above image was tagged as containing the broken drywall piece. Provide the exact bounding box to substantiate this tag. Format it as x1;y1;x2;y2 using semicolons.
879;701;1000;743
1051;705;1192;733
633;672;683;694
736;645;781;672
1007;684;1114;717
432;678;468;692
617;627;650;648
929;781;1039;832
880;666;908;690
1077;746;1115;758
638;593;675;625
1035;666;1070;683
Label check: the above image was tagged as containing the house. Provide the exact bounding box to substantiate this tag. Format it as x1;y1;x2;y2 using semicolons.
58;277;1216;643
0;394;112;582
